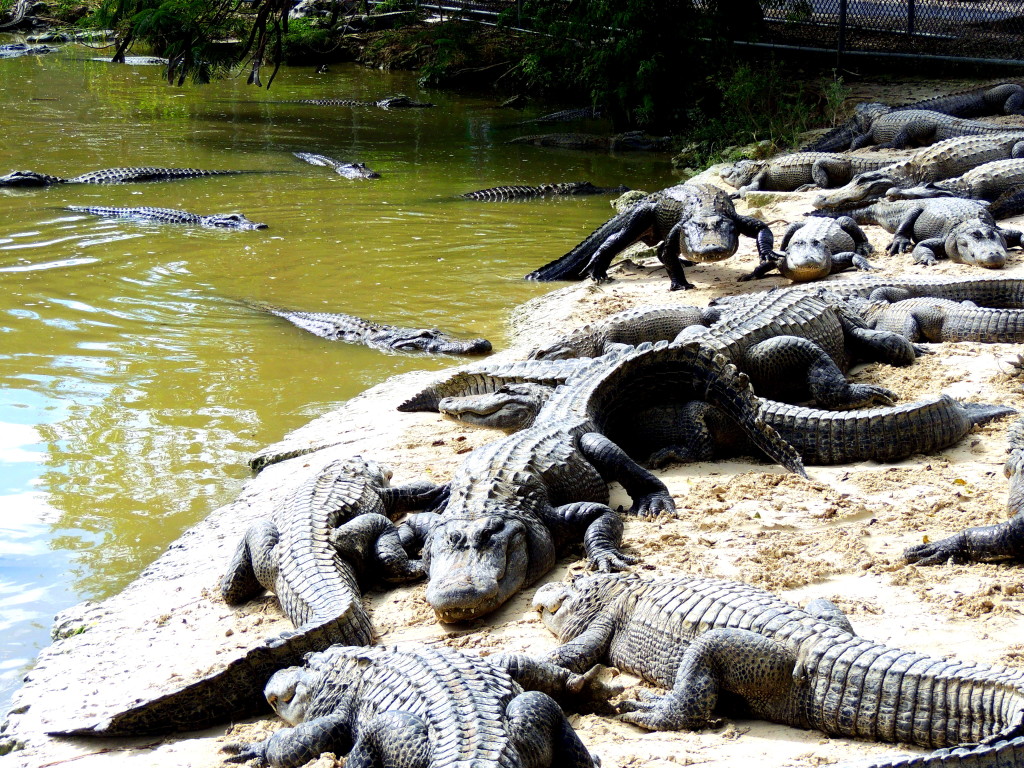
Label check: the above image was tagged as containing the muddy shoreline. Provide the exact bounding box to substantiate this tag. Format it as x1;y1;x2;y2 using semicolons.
5;171;1024;767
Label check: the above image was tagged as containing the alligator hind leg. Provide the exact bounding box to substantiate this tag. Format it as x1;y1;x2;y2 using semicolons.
507;690;599;768
804;597;855;634
618;628;797;731
583;203;658;282
744;335;897;408
329;512;423;583
220;519;280;605
579;432;675;516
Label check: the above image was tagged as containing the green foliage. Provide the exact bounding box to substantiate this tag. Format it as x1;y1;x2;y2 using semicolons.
281;16;333;61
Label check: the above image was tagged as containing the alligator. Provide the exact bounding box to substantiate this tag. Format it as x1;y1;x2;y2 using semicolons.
0;42;60;57
813;133;1024;210
802;83;1024;153
525;182;777;291
460;181;629;201
50;458;442;737
0;0;32;29
434;374;1013;467
532;571;1024;768
0;166;250;187
399;341;804;623
884;157;1024;207
507;131;673;152
720;152;896;194
739;216;875;283
65;205;268;230
775;274;1024;307
222;644;604;768
252;304;493;355
293;151;380;179
516;106;603;125
222;456;443;635
844;295;1024;343
906;417;1024;565
848;109;1023;150
289;94;434;108
813;197;1024;268
93;55;168;65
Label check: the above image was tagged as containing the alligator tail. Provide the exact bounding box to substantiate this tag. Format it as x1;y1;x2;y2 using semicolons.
987;186;1024;220
524;208;634;281
964;402;1018;426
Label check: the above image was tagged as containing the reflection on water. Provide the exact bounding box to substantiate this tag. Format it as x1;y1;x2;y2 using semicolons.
0;41;675;714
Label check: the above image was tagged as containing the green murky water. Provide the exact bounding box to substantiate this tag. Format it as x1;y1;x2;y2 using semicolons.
0;41;674;712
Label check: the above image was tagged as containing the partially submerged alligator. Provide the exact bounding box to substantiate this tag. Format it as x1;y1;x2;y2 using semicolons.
533;571;1024;768
222;644;603;768
289;94;434;108
507;131;673;152
0;43;59;58
460;181;628;201
906;417;1024;565
813;133;1024;210
0;167;250;187
525;182;777;291
516;106;603;125
253;304;492;355
65;205;268;230
720;152;895;194
739;216;875;283
802;83;1024;153
293;151;380;179
399;341;803;623
434;378;1013;467
814;197;1023;268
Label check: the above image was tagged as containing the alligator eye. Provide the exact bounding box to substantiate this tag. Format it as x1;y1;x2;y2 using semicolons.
279;689;294;703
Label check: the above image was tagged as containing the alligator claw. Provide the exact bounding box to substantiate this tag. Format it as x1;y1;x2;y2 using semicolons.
912;343;932;357
592;550;639;573
1006;353;1024;377
628;493;676;518
904;534;968;566
222;742;268;765
847;384;897;408
887;236;913;256
567;664;624;703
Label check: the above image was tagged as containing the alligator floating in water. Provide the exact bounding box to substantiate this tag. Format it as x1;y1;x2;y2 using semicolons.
0;167;251;187
532;571;1024;768
222;644;604;768
65;205;268;230
525;182;777;291
739;216;875;282
507;131;672;152
293;152;380;179
287;94;434;109
515;106;603;125
252;304;492;355
460;181;628;201
813;197;1023;268
398;341;803;623
0;42;60;58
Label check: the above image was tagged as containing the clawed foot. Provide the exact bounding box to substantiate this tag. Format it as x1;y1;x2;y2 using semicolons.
567;664;624;705
627;492;676;519
222;742;268;766
590;549;640;573
845;384;898;408
886;236;913;256
903;534;968;566
1006;353;1024;377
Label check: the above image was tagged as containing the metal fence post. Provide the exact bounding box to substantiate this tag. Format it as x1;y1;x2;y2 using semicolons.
908;0;915;36
837;0;847;69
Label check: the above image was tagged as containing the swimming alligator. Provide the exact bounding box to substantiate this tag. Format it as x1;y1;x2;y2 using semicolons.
65;205;268;230
399;341;803;623
516;106;603;125
0;167;250;187
252;304;493;355
720;152;896;194
739;216;875;283
293;152;380;179
813;133;1024;210
906;417;1024;566
433;380;1013;467
222;644;604;768
525;182;777;291
0;42;59;57
802;83;1024;153
289;94;434;108
460;181;629;201
813;197;1023;268
507;131;673;152
532;571;1024;768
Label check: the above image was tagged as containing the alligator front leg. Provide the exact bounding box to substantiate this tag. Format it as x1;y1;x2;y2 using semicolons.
223;712;353;768
828;251;876;275
220;519;280;605
496;652;623;707
618;628;799;731
744;336;897;408
911;237;947;266
888;207;925;256
329;513;424;583
547;501;638;572
737;258;781;281
904;514;1024;565
657;222;695;291
839;317;921;366
507;691;600;768
733;213;777;262
579;432;675;516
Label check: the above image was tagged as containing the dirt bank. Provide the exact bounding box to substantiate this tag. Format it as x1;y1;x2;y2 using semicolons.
5;158;1024;768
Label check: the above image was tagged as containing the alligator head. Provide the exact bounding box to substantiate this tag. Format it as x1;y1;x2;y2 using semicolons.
533;572;635;640
782;230;834;282
0;170;62;187
852;102;892;132
680;214;739;262
205;213;268;230
377;95;435;109
813;170;896;209
342;162;381;179
719;159;763;189
945;219;1008;268
424;511;556;623
374;328;492;355
437;383;552;431
263;665;313;725
885;183;954;201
